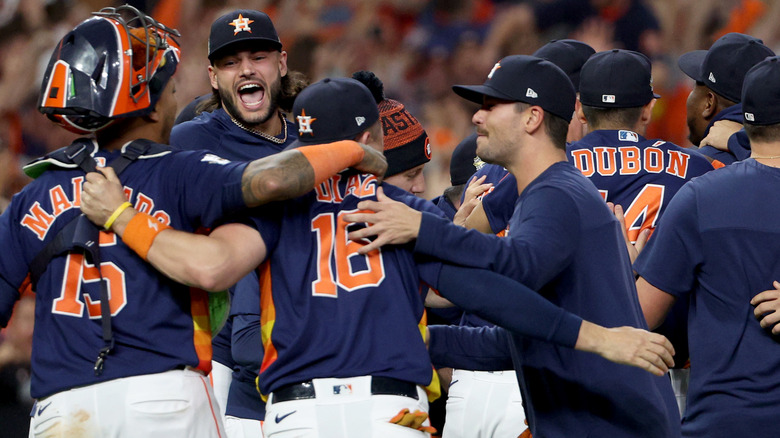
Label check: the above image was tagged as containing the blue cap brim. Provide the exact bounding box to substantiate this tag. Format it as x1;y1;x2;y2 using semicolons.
678;50;707;82
452;84;520;104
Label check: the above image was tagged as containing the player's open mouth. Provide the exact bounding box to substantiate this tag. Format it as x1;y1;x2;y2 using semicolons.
238;83;265;108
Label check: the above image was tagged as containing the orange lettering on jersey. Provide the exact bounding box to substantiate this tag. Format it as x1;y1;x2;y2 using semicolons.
152;211;171;225
72;177;84;207
359;175;377;198
83;260;128;318
315;180;335;203
571;149;594;177
599;189;608;201
123;187;133;200
644;147;663;173
49;186;73;216
666;150;689;179
594;147;618;176
21;202;56;240
53;253;86;316
311;213;337;297
331;174;344;203
98;231;117;245
134;193;154;214
619;146;641;175
344;175;361;198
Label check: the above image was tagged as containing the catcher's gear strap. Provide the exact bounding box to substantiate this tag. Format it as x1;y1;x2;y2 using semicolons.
26;138;171;375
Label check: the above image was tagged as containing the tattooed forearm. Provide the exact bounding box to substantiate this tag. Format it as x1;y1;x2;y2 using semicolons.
241;150;315;207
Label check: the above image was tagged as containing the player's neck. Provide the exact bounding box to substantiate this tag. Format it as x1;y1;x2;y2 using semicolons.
750;141;780;166
96;118;167;151
509;144;567;195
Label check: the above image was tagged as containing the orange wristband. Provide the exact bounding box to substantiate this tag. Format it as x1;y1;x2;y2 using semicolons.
122;212;171;260
297;140;364;185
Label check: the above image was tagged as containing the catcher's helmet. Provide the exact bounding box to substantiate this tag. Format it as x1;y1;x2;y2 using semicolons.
39;5;180;134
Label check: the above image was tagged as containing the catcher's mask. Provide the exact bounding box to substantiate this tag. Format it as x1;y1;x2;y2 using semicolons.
39;5;181;134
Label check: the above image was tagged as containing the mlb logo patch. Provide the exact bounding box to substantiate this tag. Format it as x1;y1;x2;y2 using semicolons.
333;384;353;395
602;94;616;103
618;130;639;142
745;112;755;122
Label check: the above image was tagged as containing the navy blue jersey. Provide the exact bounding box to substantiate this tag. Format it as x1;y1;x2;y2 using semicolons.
727;128;751;161
170;108;295;160
568;130;714;242
0;141;245;398
635;159;780;438
414;162;680;437
171;106;297;420
248;176;443;396
698;104;743;165
470;163;516;235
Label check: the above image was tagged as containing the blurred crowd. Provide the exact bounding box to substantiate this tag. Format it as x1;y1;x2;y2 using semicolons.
1;0;780;431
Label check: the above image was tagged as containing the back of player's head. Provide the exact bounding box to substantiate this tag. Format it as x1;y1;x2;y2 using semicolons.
449;133;484;186
39;5;180;134
579;49;660;109
290;77;379;146
352;71;431;177
533;39;595;92
678;32;774;104
208;9;281;62
742;56;780;142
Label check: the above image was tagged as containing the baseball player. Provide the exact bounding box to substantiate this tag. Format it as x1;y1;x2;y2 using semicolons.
437;40;597;438
80;76;676;438
0;7;386;436
634;55;780;438
346;55;681;437
571;49;716;416
170;9;302;436
463;39;595;235
679;32;774;165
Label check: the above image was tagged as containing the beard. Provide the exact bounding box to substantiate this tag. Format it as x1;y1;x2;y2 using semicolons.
221;74;283;130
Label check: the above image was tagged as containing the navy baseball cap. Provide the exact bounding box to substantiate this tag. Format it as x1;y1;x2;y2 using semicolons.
453;55;576;121
579;49;660;109
533;39;595;92
678;32;774;103
208;10;282;61
291;77;380;146
450;133;484;186
742;56;780;125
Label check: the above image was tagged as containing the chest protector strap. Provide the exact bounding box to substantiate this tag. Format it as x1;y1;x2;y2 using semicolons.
27;138;169;376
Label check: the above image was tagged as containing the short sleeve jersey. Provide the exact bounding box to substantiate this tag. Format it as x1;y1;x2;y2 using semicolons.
567;130;714;242
634;159;780;437
247;175;443;395
0;141;246;398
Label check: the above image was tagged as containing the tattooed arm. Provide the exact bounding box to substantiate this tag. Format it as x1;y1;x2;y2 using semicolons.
79;141;386;290
241;140;386;206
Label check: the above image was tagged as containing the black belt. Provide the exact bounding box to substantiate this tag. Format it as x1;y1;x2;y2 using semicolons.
271;377;419;402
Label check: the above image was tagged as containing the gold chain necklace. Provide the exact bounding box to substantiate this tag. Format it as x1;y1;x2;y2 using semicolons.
231;112;287;144
752;154;780;159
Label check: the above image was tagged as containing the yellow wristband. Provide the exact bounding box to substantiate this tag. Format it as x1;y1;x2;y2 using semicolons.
104;201;132;231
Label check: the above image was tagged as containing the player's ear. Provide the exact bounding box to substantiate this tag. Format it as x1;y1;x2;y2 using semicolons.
639;99;656;126
702;91;717;119
208;65;218;90
574;98;587;125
